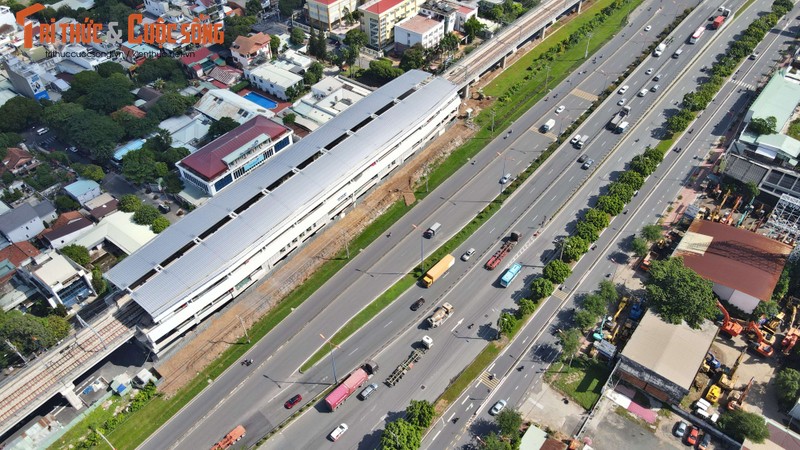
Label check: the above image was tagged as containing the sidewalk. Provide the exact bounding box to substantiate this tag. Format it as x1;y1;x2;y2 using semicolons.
661;146;725;226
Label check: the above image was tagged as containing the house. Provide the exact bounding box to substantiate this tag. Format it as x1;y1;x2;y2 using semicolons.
359;0;422;49
55;43;110;74
64;180;102;206
0;242;39;285
394;15;444;53
72;211;157;256
84;193;119;222
452;3;477;33
42;215;94;249
194;88;276;123
305;0;360;30
180;47;225;78
159;113;211;153
287;76;372;130
244;63;304;101
207;66;243;87
231;33;272;68
120;42;161;65
16;251;95;308
0;203;44;243
32;200;57;224
1;147;39;176
418;0;456;33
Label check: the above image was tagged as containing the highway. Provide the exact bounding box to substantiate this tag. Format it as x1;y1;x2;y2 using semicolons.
142;0;771;447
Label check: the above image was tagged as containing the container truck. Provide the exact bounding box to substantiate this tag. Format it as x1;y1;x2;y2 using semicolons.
427;302;454;328
712;15;726;29
422;254;455;287
212;425;246;450
500;262;523;287
324;361;379;411
485;231;522;270
385;337;432;386
607;106;631;131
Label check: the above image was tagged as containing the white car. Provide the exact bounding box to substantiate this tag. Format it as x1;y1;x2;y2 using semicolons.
462;248;475;261
570;134;581;145
500;173;511;184
490;399;507;415
645;68;653;75
556;105;565;114
638;89;647;97
329;424;348;441
617;98;626;106
645;25;652;31
618;85;629;94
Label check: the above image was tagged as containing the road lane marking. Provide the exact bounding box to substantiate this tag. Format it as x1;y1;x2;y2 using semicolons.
383;321;393;328
462;396;469;405
347;347;359;356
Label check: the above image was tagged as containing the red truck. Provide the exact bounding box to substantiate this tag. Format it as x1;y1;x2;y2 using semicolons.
712;15;725;29
324;361;379;411
484;231;521;270
211;425;245;450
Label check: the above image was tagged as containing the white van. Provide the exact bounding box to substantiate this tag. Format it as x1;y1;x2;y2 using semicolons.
695;398;711;410
36;127;49;135
694;409;711;420
672;47;684;58
423;222;441;238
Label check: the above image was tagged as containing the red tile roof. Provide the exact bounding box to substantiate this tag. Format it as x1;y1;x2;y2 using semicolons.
180;116;289;180
232;33;271;55
180;46;216;66
308;0;340;6
117;105;147;119
457;4;475;14
363;0;407;14
2;147;33;170
0;242;39;283
676;220;793;302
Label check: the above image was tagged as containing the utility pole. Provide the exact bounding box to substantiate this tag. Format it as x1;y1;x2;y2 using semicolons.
585;32;593;59
237;315;250;344
342;230;350;259
76;314;106;350
4;339;27;364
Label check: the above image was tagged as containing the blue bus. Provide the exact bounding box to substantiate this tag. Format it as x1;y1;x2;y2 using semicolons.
500;263;523;288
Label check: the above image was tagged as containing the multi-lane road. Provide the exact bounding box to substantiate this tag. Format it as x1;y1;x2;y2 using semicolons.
141;0;790;447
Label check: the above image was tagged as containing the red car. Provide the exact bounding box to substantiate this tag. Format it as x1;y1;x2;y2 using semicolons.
686;427;699;446
284;394;302;409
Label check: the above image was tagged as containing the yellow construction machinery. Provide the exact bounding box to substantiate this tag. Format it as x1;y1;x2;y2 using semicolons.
718;349;745;391
706;384;722;403
728;377;755;411
763;312;785;335
711;189;731;222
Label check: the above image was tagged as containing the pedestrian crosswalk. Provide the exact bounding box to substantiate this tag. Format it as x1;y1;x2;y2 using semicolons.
730;78;755;91
480;371;500;390
552;288;569;300
571;88;598;102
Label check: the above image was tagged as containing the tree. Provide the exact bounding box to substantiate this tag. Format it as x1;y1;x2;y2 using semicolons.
379;419;421;450
91;266;108;296
773;268;790;302
608;181;634;203
133;204;161;225
718;410;769;443
245;0;262;16
646;257;717;328
776;368;800;410
69;110;125;162
479;432;512;450
575;220;599;242
629;153;659;176
583;293;607;317
278;0;302;17
61;244;90;266
54;195;80;212
0;96;43;132
753;300;779;320
148;92;194;121
543;260;571;284
748;116;778;135
530;277;554;300
368;59;405;82
561;236;589;262
283;113;297;125
745;181;760;203
224;15;258;47
119;194;142;212
82;72;134;114
518;298;536;316
123;149;168;184
558;328;581;359
617;170;644;190
596;194;625;216
270;34;281;56
405;400;434;428
598;280;618;305
463;16;486;43
400;45;426;71
163;172;184;194
631;237;649;257
495;408;522;438
304;61;324;85
575;309;597;330
96;61;125;77
583;208;610;230
640;224;663;242
76;164;105;182
135;57;187;87
151;216;170;233
438;32;459;55
112;111;157;139
344;29;367;52
290;27;306;46
208;117;240;140
498;312;517;336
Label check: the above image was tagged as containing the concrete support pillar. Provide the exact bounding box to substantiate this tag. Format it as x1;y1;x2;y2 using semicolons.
500;55;507;69
541;24;547;40
462;84;470;99
577;0;582;13
60;385;82;410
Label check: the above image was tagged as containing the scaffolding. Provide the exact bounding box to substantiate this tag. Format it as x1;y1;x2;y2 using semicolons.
763;194;800;244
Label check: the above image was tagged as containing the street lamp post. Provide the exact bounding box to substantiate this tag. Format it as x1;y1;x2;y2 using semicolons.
584;32;593;59
342;230;350;259
319;333;338;384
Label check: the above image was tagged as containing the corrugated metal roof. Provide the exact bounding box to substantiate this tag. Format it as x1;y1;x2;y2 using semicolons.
106;70;456;319
675;219;793;302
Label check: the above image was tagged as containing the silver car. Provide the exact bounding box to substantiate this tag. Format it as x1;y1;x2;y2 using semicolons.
461;248;476;261
490;399;507;415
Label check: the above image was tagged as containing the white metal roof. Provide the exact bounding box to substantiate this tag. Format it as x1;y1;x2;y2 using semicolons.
106;70;457;319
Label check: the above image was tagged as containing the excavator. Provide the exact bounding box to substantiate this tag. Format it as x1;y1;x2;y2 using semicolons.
711;189;731;222
717;301;743;337
783;328;800;355
718;349;745;391
746;321;777;346
763;312;785;335
728;377;755;411
746;321;775;357
725;195;742;225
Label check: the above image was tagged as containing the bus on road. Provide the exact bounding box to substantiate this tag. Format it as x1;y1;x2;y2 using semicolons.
689;26;705;44
500;262;523;287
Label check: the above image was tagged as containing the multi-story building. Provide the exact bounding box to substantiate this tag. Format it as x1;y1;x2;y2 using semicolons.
231;33;272;68
394;15;444;53
3;57;48;100
359;0;421;49
177;115;293;196
244;63;304;100
105;70;460;354
16;251;94;308
418;0;455;33
306;0;359;30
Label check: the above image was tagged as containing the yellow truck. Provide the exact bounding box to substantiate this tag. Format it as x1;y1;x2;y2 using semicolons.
422;254;455;287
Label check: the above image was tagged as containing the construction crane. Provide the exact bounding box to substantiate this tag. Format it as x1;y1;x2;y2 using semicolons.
718;349;745;391
746;321;775;357
728;377;755;411
717;301;743;337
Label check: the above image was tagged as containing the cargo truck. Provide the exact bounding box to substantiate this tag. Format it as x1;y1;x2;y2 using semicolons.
615;121;629;134
422;254;455;287
212;425;246;450
607;106;631;131
485;231;522;270
385;338;431;387
712;15;726;29
653;42;666;56
427;302;454;328
540;119;555;132
500;262;523;287
324;361;379;411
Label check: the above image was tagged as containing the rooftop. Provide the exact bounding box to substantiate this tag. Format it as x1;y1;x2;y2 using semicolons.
29;252;81;287
194;88;275;123
231;32;271;55
64;179;100;198
0;203;39;234
741;69;800;147
396;15;442;34
179;115;290;180
247;63;303;87
674;219;793;302
72;211;157;255
621;311;717;391
361;0;408;15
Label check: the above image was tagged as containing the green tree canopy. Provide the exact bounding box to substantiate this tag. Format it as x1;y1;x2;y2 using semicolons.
631;237;649;257
405;400;434;428
133;204;161;225
575;309;598;330
561;236;589;262
558;327;581;360
748;116;778;135
498;312;517;336
495;408;522;438
0;96;43;132
119;194;142;212
479;432;512;450
70;110;125;162
718;409;770;443
776;368;800;410
400;45;426;71
608;181;634;203
54;195;80;212
224;15;258;47
270;34;281;55
75;164;105;182
344;28;367;51
61;244;90;266
96;61;125;77
575;220;600;243
290;27;306;45
596;195;625;216
629;153;659;176
646;257;717;328
617;170;644;190
530;277;554;300
598;280;618;305
368;59;405;82
463;16;486;43
208;117;240;140
543;260;571;284
151;216;171;234
122;148;168;185
583;208;610;230
582;293;607;317
518;298;536;316
135;57;187;87
640;224;663;242
245;0;262;15
379;419;421;450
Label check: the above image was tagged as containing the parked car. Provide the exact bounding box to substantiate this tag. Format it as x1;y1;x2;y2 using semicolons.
697;432;711;450
411;298;425;311
674;421;687;437
618;85;629;94
686;427;699;445
284;394;302;409
581;159;594;170
489;399;507;415
329;424;348;441
461;248;476;261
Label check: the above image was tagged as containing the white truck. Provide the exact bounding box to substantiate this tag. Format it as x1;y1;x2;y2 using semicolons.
616;121;629;134
653;42;666;57
540;119;556;133
427;302;454;328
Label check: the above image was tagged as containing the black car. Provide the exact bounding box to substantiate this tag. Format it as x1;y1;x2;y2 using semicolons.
578;154;588;163
411;298;425;311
